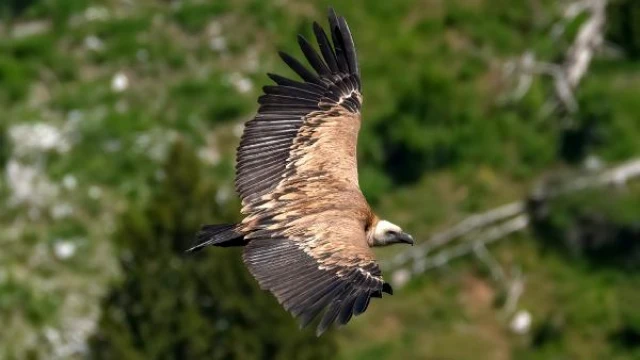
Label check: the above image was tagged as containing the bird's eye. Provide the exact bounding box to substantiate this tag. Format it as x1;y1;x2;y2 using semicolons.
385;230;396;236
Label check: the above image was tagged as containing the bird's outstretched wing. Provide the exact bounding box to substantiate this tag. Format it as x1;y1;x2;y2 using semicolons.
242;188;391;336
236;8;362;206
236;9;391;335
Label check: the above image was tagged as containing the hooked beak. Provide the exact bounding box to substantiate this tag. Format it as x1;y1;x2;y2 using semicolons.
397;232;414;246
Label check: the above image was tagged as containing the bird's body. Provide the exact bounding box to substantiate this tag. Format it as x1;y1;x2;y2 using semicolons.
190;8;414;336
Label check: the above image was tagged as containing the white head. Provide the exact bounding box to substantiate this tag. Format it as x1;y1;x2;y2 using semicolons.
369;220;414;247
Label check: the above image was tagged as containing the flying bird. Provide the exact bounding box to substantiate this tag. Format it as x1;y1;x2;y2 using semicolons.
189;8;414;336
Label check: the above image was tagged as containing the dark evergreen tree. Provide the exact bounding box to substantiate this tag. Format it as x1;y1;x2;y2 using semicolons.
608;0;640;59
89;140;336;359
0;0;39;17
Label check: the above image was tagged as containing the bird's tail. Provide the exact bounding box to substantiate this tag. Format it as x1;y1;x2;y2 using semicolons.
187;224;245;252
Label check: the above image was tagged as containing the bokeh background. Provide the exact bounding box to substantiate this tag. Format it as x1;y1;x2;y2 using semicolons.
1;0;639;359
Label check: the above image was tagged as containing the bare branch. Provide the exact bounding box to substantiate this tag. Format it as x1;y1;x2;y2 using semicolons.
384;201;525;269
391;215;530;273
565;0;608;89
502;268;525;317
473;243;507;282
382;157;640;275
546;158;640;197
505;0;609;114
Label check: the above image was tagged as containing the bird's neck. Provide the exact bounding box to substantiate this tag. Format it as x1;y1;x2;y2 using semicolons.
365;214;380;247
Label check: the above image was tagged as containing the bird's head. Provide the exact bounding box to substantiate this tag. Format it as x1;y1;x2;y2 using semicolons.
368;219;414;247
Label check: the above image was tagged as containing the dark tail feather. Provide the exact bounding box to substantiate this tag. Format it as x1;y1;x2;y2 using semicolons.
187;224;245;252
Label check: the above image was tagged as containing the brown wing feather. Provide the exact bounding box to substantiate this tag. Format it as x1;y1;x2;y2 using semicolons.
241;184;387;335
236;9;389;335
235;8;362;206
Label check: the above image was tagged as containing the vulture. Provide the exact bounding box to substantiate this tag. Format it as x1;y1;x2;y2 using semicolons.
189;8;414;336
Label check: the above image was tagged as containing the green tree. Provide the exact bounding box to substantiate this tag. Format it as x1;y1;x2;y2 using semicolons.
89;140;336;359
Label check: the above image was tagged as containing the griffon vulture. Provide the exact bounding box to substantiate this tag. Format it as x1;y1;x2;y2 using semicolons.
189;8;414;336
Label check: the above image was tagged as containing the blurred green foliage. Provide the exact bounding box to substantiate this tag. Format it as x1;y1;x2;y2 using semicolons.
532;185;640;269
1;0;639;359
608;0;640;59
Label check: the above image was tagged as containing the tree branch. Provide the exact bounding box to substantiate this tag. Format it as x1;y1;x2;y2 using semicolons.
504;0;609;114
383;158;640;278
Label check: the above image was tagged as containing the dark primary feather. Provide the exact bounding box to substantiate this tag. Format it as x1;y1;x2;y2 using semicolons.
278;51;321;85
313;22;339;73
298;35;331;76
187;224;244;251
328;8;348;73
337;16;359;77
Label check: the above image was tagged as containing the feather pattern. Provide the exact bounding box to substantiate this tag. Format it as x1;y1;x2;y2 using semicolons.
232;8;389;335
